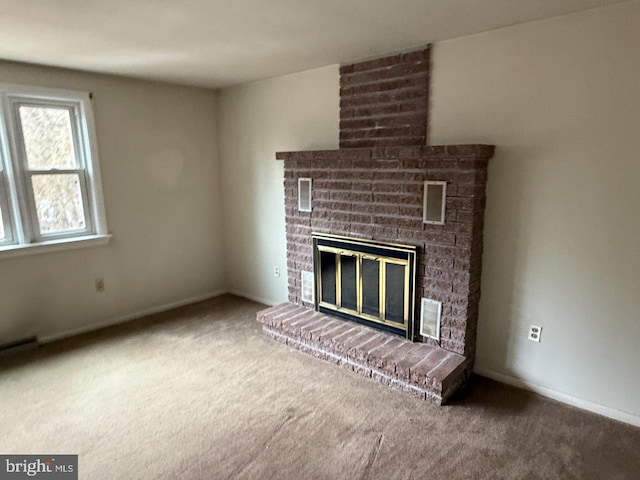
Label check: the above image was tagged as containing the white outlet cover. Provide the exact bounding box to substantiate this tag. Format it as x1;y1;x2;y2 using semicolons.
528;324;542;342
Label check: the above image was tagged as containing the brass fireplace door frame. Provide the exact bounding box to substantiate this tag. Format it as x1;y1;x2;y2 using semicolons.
312;233;417;340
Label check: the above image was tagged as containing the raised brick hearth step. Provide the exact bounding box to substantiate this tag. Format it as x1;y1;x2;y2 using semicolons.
257;303;470;404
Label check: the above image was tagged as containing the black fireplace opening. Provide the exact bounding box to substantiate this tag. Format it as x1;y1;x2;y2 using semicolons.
312;233;418;340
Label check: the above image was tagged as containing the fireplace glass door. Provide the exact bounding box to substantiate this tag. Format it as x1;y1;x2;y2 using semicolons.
314;233;417;339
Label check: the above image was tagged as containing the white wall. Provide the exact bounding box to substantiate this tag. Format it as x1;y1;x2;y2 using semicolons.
0;62;226;343
217;66;338;305
216;2;640;423
429;1;640;421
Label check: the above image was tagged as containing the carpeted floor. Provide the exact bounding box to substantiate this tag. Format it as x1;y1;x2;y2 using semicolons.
1;295;639;479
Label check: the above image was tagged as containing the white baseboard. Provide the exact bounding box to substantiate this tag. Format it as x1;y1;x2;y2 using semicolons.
227;289;281;307
39;289;228;343
474;366;640;428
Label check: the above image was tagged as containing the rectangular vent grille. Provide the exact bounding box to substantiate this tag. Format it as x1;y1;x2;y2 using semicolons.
301;270;314;304
420;298;442;340
423;181;447;225
298;178;312;212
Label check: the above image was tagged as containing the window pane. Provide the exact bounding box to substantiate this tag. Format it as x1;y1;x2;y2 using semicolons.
32;174;86;234
0;207;5;240
19;106;77;169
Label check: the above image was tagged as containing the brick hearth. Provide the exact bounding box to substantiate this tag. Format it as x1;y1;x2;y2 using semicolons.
258;303;467;404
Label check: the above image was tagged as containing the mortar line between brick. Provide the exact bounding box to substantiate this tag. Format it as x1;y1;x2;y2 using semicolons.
426;354;452;378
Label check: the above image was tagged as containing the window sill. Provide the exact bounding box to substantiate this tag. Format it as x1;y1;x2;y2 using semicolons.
0;234;112;260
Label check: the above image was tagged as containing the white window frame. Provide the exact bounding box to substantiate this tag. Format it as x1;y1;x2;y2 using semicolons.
0;83;110;258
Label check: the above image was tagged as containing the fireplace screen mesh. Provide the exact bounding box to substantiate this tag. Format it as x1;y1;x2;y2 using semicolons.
361;258;380;317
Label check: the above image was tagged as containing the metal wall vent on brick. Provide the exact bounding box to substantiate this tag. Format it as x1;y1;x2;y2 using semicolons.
301;270;314;304
420;298;442;340
298;178;312;212
423;181;447;225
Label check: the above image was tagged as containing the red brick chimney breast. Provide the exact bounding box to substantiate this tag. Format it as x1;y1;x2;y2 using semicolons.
339;47;430;148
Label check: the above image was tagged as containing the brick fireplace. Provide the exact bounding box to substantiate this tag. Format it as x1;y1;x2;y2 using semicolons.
257;46;494;403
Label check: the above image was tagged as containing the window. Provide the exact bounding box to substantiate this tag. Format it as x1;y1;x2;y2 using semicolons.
0;84;109;257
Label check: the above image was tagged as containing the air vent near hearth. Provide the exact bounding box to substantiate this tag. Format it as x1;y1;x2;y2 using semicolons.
298;178;312;212
420;298;442;341
301;270;314;304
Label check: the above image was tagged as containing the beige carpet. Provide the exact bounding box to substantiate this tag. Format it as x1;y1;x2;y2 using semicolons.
1;295;639;479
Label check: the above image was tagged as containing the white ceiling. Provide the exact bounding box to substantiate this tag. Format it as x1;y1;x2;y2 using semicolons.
0;0;628;89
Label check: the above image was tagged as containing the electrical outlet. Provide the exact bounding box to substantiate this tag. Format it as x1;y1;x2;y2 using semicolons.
95;278;105;293
274;266;280;277
528;324;542;342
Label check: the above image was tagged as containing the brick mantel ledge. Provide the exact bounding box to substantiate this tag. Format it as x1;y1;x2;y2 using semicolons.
275;144;495;161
